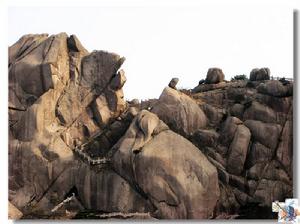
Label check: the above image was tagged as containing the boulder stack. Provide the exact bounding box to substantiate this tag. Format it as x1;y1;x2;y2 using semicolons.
205;68;225;84
249;68;270;81
8;34;293;220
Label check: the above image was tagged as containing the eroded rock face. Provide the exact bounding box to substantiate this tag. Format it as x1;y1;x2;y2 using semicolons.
8;34;293;220
112;110;220;219
151;87;207;136
190;69;293;218
9;33;70;109
8;33;133;218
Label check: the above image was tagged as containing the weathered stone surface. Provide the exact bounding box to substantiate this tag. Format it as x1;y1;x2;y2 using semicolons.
11;89;62;141
205;147;226;168
207;156;229;184
191;129;219;148
227;125;251;175
249;68;270;81
227;87;255;104
110;69;126;90
230;103;244;119
193;80;246;94
9;33;70;109
92;94;113;126
229;174;247;192
219;116;243;146
232;188;252;206
129;98;140;106
8;33;294;219
200;104;225;126
253;179;292;206
168;77;179;89
215;183;240;215
198;79;205;85
257;80;292;97
67;34;89;54
205;68;225;84
192;82;227;93
246;163;266;180
80;50;125;89
8;202;23;219
246;142;273;168
276;117;293;176
244;120;281;150
56;51;126;127
72;164;152;213
243;101;276;123
9;138;74;211
112;110;219;219
9;34;48;63
61;107;101;148
261;160;291;185
247;180;258;196
152;87;207;136
255;93;292;113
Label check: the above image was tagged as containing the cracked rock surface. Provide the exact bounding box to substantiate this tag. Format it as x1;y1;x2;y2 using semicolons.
8;33;293;220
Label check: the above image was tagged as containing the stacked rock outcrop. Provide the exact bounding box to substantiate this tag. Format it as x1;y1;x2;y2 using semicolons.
8;33;293;220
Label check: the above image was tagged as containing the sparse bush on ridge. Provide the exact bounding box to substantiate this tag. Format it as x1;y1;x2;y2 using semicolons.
231;74;248;81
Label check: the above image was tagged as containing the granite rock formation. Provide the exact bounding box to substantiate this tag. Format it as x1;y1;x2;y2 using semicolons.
8;33;293;220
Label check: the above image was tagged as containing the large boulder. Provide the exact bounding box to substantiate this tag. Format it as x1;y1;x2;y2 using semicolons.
112;110;220;219
257;80;292;97
244;120;281;150
200;104;226;126
191;129;219;148
249;68;270;81
205;68;225;84
243;101;276;123
219;116;243;146
226;125;251;175
255;93;292;113
64;164;152;213
168;77;179;89
151;87;207;136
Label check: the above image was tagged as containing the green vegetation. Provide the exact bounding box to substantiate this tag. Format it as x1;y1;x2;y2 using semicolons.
231;74;248;81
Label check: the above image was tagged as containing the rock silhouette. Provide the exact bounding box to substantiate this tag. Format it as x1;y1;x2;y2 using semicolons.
8;33;293;220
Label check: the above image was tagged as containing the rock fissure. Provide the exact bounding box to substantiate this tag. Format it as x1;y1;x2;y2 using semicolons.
8;33;293;220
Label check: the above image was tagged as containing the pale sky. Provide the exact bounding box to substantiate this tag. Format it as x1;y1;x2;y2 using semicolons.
8;6;293;100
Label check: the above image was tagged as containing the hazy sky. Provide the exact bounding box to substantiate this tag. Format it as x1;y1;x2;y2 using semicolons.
8;6;293;100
